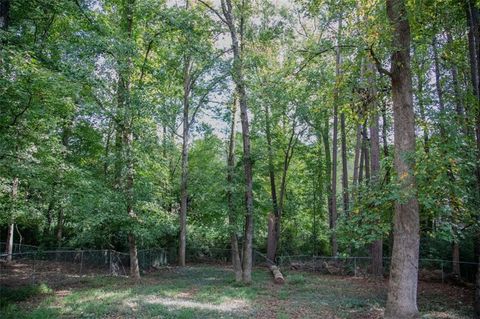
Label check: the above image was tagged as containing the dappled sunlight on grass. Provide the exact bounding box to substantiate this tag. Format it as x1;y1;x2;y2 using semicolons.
0;266;474;319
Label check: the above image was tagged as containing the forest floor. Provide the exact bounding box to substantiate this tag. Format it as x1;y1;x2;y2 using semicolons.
0;264;474;319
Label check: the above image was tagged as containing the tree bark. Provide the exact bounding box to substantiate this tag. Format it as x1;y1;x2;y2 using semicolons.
118;0;140;280
368;62;383;277
0;0;9;31
5;222;13;262
466;2;480;315
330;18;342;257
227;97;242;281
222;0;254;284
265;104;279;262
384;0;420;318
179;37;192;268
340;112;349;215
353;124;361;187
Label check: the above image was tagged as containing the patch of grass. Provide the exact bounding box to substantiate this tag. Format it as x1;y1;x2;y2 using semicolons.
287;274;306;285
0;283;52;308
1;266;474;319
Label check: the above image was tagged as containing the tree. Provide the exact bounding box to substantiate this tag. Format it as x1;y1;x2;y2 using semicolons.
383;0;420;317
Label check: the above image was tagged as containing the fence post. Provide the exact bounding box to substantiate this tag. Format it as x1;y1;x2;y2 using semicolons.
109;250;112;276
441;261;444;284
32;252;36;285
354;257;357;277
80;250;84;276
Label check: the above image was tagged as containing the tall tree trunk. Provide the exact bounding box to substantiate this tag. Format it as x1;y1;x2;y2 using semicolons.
118;0;140;280
384;0;420;317
466;2;480;316
330;18;342;257
321;119;333;252
265;104;279;262
276;122;298;259
415;57;429;154
56;208;64;247
340;112;349;215
179;40;191;268
446;32;466;128
227;97;242;281
222;0;254;283
368;63;383;277
353;124;361;187
5;178;17;262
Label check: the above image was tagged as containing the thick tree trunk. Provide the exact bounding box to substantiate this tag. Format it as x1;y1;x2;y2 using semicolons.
227;97;242;281
265;104;279;262
222;0;254;283
384;0;420;318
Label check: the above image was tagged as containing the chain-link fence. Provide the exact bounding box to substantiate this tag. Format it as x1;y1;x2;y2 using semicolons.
0;242;38;255
1;242;477;285
277;255;478;283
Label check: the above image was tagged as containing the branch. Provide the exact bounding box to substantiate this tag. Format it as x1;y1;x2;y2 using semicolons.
368;44;392;77
197;0;228;25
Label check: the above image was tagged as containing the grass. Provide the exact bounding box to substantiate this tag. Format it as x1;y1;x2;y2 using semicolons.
0;265;474;319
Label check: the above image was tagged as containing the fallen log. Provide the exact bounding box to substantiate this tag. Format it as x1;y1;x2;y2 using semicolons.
269;265;285;284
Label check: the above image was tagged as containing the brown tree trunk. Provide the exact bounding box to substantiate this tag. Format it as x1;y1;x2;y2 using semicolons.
384;0;420;317
265;104;279;262
56;208;64;247
6;222;13;262
330;18;342;257
340;112;349;215
322;117;334;254
368;63;383;276
466;2;480;316
227;97;242;281
353;124;361;187
0;0;9;31
222;0;254;283
452;242;461;277
179;47;191;268
119;0;140;280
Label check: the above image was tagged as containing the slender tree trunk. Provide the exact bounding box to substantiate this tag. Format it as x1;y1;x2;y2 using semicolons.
384;0;420;317
362;124;370;181
415;58;429;154
330;18;342;257
265;104;279;262
368;62;383;276
118;0;140;280
323;116;336;256
359;128;365;184
466;2;480;316
227;97;242;281
179;46;191;268
446;32;466;128
222;0;254;283
340;112;349;215
0;0;9;31
353;124;361;187
275;122;298;259
56;208;64;247
6;222;13;261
